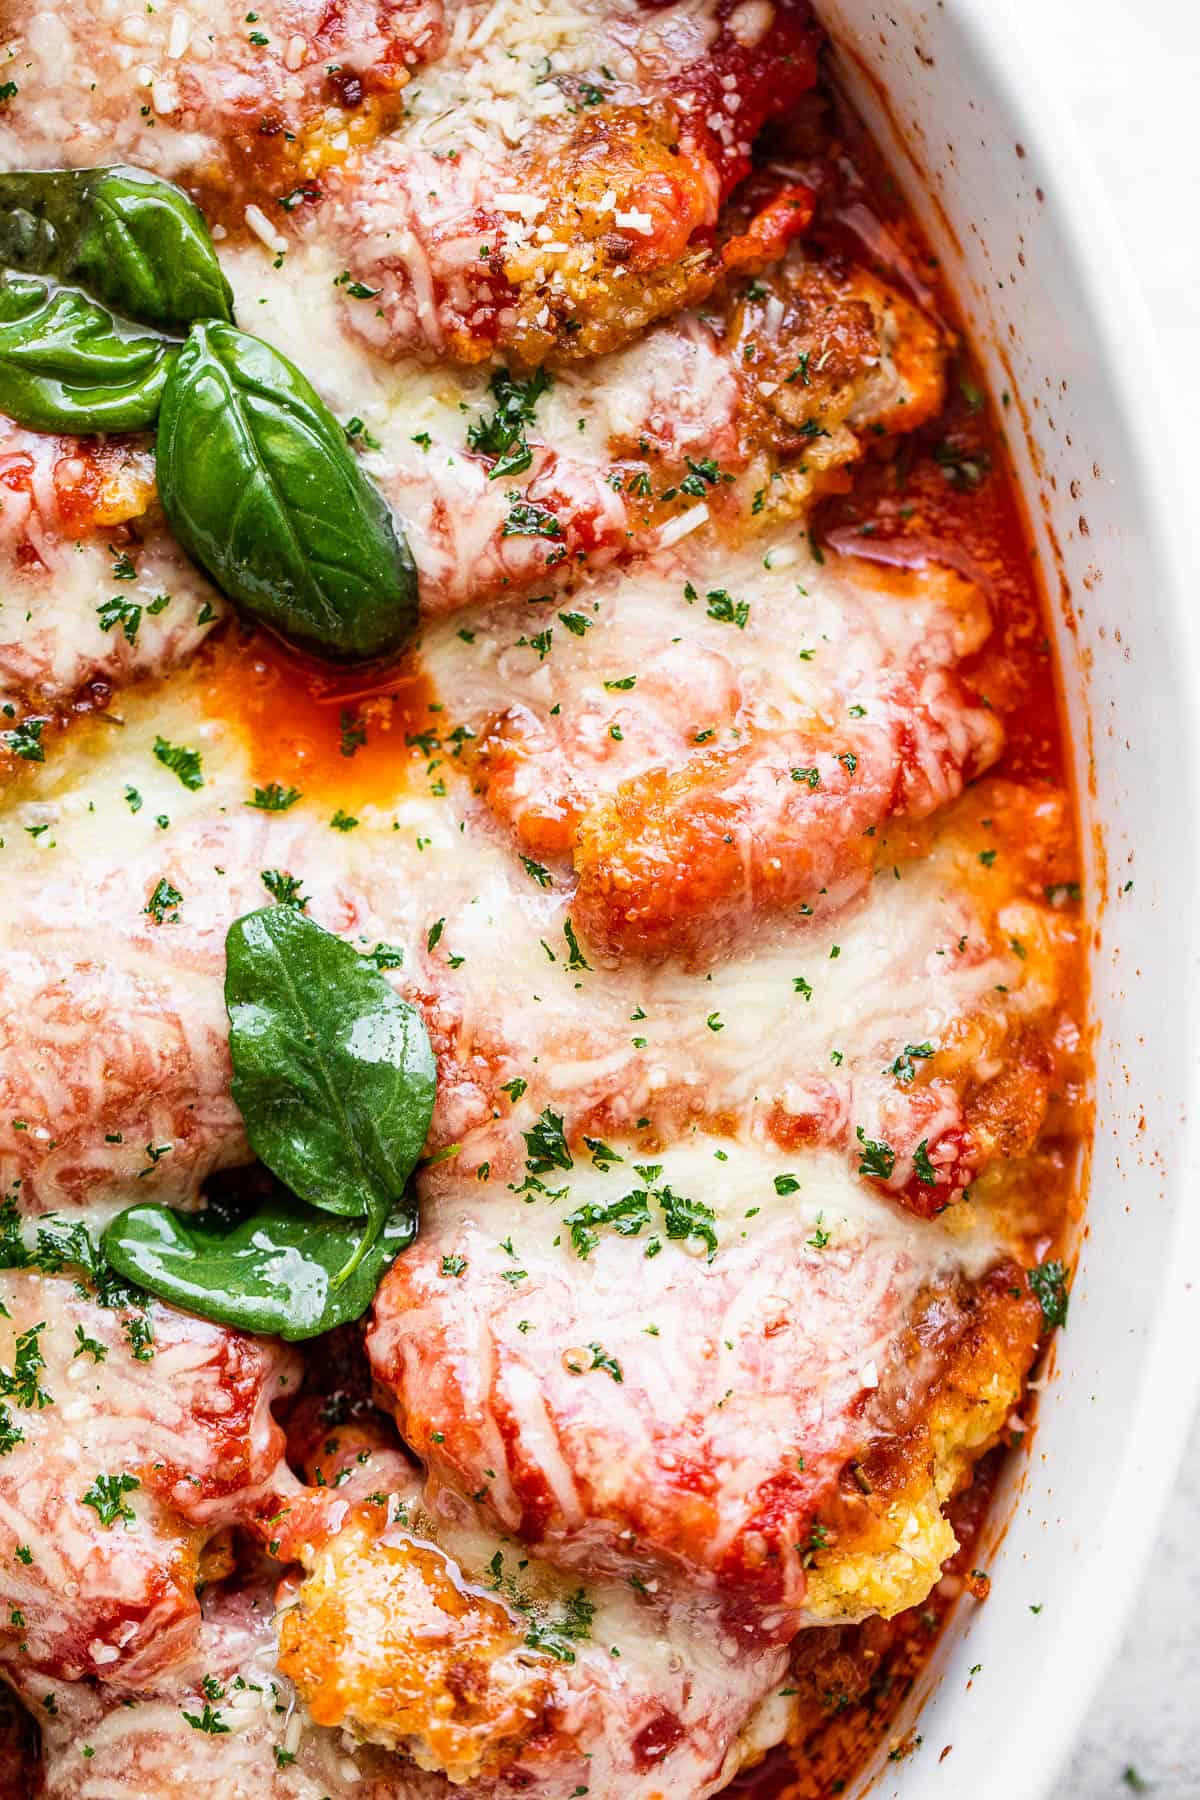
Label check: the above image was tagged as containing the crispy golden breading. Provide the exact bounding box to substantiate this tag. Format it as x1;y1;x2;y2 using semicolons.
277;1510;552;1781
803;1269;1042;1622
502;107;720;366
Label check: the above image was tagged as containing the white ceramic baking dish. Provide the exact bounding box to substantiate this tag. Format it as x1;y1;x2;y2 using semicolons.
807;4;1200;1793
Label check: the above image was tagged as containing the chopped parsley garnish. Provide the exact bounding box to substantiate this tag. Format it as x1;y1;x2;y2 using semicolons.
565;1163;717;1262
503;493;562;538
523;1107;573;1174
568;1343;623;1382
584;1136;623;1170
277;183;320;213
339;708;367;757
521;856;553;888
80;1471;139;1528
333;270;381;300
798;1520;830;1564
152;736;203;791
468;367;552;479
260;868;308;910
344;415;382;450
679;455;721;497
486;1551;595;1663
1044;881;1082;906
891;1042;935;1083
522;1587;595;1660
248;782;301;812
785;349;812;387
563;919;591;971
0;1324;50;1412
122;1315;155;1361
704;588;750;629
1;717;47;763
144;877;183;925
518;626;553;660
1028;1258;1070;1331
137;1143;172;1179
912;1140;938;1186
934;441;992;490
97;595;144;643
73;1326;107;1364
181;1700;230;1735
0;1205;145;1317
566;1189;650;1258
855;1128;896;1180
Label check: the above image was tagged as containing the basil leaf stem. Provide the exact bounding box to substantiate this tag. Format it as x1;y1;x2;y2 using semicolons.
157;323;419;662
0;165;234;331
0;274;176;432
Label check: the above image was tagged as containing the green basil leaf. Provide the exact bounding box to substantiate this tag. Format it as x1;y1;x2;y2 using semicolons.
0;273;176;432
157;322;419;662
0;165;233;331
225;906;436;1226
101;1184;416;1340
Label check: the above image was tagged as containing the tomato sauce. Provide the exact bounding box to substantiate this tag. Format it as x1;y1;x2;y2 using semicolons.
730;1455;1006;1799
734;68;1087;1800
804;90;1068;791
197;623;441;811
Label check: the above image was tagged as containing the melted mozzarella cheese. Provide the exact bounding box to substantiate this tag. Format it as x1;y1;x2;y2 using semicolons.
0;426;223;717
0;0;445;184
368;1137;1000;1615
0;661;1051;1214
0;1275;298;1689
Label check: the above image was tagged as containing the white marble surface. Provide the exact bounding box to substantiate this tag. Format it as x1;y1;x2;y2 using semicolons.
1026;2;1200;1794
1060;1436;1200;1796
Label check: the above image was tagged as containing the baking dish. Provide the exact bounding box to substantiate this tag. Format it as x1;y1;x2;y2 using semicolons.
812;3;1200;1792
0;1;1192;1790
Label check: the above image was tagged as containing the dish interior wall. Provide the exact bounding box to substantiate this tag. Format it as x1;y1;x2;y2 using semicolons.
812;6;1200;1796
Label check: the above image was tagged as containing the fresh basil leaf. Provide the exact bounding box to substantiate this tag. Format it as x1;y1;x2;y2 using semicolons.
225;906;436;1233
101;1183;416;1340
0;273;176;432
0;165;233;331
157;323;419;662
